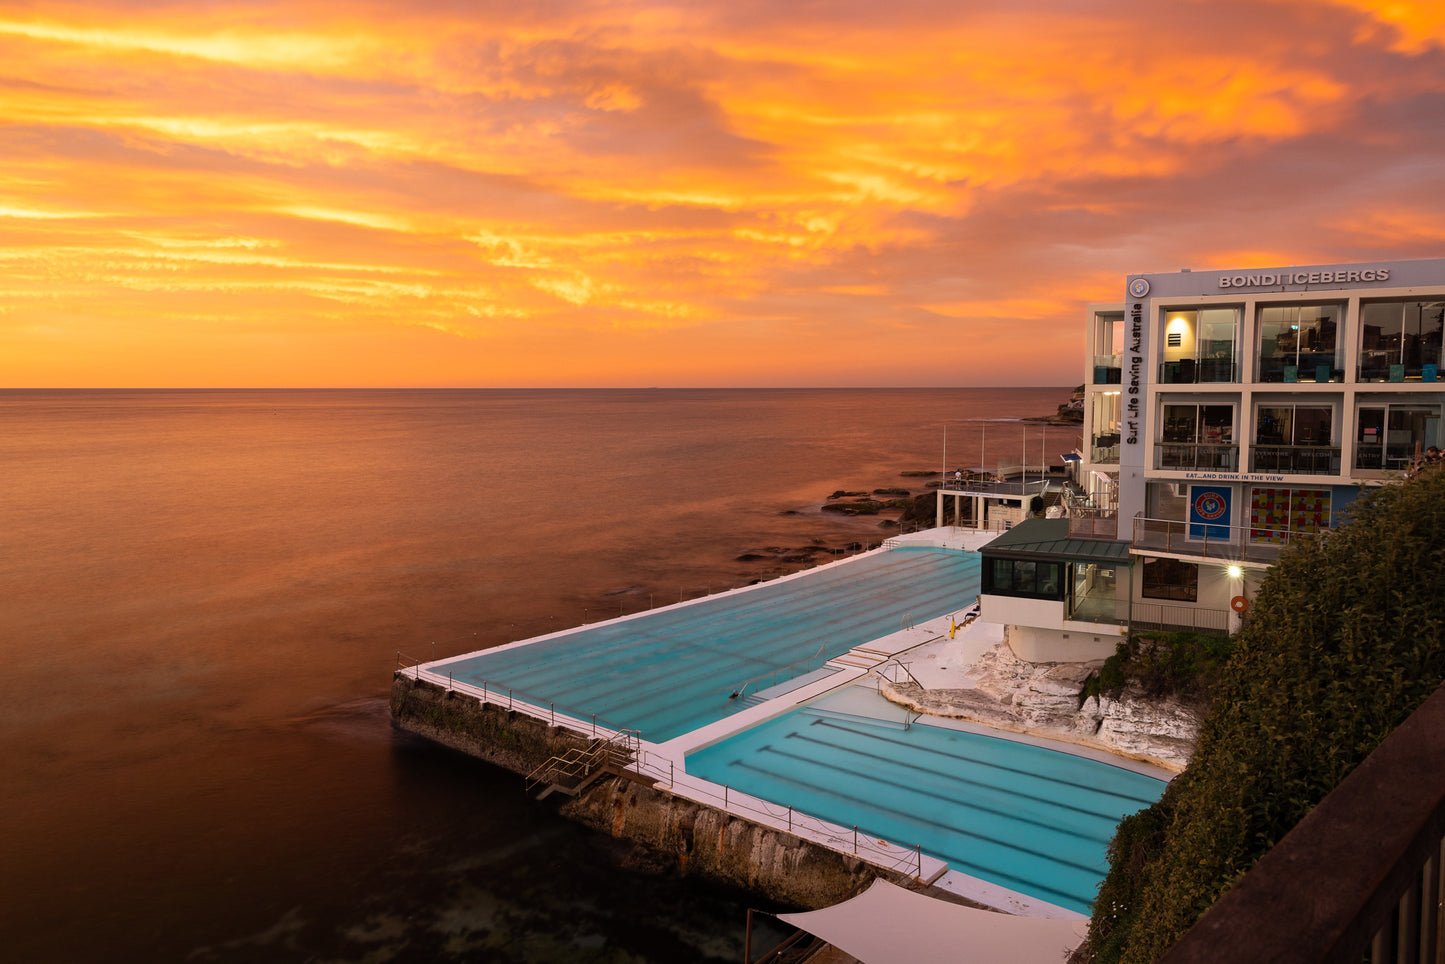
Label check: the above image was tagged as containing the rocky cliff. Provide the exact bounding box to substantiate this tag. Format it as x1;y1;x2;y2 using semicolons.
880;643;1202;772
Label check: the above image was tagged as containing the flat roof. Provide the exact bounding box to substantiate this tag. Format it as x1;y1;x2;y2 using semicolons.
981;518;1132;565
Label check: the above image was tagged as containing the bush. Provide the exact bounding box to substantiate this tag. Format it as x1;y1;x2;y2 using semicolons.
1078;631;1234;707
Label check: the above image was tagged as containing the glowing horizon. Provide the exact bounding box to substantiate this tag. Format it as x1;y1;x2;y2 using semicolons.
3;1;1444;387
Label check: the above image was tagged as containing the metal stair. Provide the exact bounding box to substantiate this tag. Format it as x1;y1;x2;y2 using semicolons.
525;730;648;800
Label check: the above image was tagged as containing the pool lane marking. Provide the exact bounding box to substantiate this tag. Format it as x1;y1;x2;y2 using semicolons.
719;755;1098;909
755;740;1120;849
803;717;1162;809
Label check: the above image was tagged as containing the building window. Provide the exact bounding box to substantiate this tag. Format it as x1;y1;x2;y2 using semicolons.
1359;301;1445;382
1160;307;1240;383
1091;391;1122;464
1249;488;1331;544
1355;403;1442;470
1252;404;1337;474
984;557;1063;600
1256;303;1341;382
1158;403;1236;470
1141;557;1198;602
1093;311;1124;383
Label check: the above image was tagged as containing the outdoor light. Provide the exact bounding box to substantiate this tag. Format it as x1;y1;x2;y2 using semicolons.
1227;565;1243;578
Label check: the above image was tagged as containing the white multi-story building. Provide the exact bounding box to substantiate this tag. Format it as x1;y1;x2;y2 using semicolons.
980;257;1445;662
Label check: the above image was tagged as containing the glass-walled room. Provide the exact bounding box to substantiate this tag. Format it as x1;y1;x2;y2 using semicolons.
1160;307;1240;383
1157;402;1237;470
1358;300;1445;382
1252;403;1339;474
1091;391;1122;463
1256;303;1341;383
1092;310;1125;384
1355;402;1442;470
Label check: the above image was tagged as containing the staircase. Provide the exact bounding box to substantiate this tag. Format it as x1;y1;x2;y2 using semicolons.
827;645;892;671
525;730;650;800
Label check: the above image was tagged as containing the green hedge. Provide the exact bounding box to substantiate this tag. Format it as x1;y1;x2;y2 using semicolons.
1080;470;1445;962
1078;631;1235;707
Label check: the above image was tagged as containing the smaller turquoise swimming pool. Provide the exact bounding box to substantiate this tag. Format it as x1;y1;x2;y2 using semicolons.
685;688;1165;915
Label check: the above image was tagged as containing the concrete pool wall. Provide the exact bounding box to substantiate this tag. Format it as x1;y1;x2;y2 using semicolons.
390;672;942;909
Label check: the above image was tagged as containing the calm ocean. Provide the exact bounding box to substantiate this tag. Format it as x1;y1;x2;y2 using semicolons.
0;388;1076;963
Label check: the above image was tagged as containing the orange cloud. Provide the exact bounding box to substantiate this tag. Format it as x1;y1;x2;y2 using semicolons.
1;0;1443;387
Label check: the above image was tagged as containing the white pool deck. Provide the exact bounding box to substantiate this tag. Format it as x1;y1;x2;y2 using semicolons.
406;527;1166;920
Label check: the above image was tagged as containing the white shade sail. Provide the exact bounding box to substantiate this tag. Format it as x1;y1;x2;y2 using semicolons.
777;880;1088;964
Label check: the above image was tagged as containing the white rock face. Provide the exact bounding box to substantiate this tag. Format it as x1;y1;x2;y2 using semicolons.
879;642;1202;772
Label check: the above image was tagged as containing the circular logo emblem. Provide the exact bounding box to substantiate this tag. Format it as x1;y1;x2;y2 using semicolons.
1128;277;1151;298
1193;491;1227;521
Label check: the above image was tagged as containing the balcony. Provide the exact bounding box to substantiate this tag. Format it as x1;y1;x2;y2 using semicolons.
1161;358;1236;384
1258;354;1342;383
1359;355;1440;383
1356;444;1430;473
1160;683;1445;964
1064;594;1229;634
1155;442;1239;472
1250;444;1342;475
1090;433;1121;463
1092;353;1122;384
1132;516;1320;564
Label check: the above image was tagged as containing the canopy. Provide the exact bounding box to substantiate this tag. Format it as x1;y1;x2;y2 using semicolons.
777;880;1088;964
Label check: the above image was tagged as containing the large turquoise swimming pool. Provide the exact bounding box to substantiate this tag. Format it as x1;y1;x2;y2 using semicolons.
686;688;1166;915
436;546;980;742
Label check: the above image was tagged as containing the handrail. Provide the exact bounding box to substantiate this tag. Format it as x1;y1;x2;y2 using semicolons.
871;656;927;690
525;728;640;794
729;641;828;702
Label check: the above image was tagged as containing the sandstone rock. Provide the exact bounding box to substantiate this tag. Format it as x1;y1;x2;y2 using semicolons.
880;642;1202;772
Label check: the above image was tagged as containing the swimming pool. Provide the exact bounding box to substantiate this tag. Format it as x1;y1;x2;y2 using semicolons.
685;688;1165;915
436;546;980;742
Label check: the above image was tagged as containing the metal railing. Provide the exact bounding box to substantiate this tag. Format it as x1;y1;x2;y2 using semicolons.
1160;684;1445;963
525;729;641;796
1132;516;1321;563
1060;596;1230;633
625;748;936;884
729;642;828;702
937;478;1051;498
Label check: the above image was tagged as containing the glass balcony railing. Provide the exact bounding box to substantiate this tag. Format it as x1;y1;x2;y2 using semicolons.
1160;358;1237;384
1092;354;1122;384
1090;433;1121;463
1155;442;1239;471
1354;443;1432;472
1249;444;1341;475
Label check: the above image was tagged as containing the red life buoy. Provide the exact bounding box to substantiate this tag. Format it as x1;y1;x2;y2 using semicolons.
1231;595;1249;613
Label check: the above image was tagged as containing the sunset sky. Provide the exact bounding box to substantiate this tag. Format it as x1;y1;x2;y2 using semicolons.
4;0;1444;387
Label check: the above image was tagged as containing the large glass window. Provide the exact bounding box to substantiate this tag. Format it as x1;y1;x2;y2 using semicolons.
1252;404;1337;473
1359;301;1445;381
1356;403;1442;470
1067;562;1120;623
1091;391;1122;463
1160;307;1240;383
1256;304;1341;382
984;557;1063;599
1249;488;1331;545
1093;311;1124;383
1158;403;1236;469
1145;481;1189;522
1141;557;1198;602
